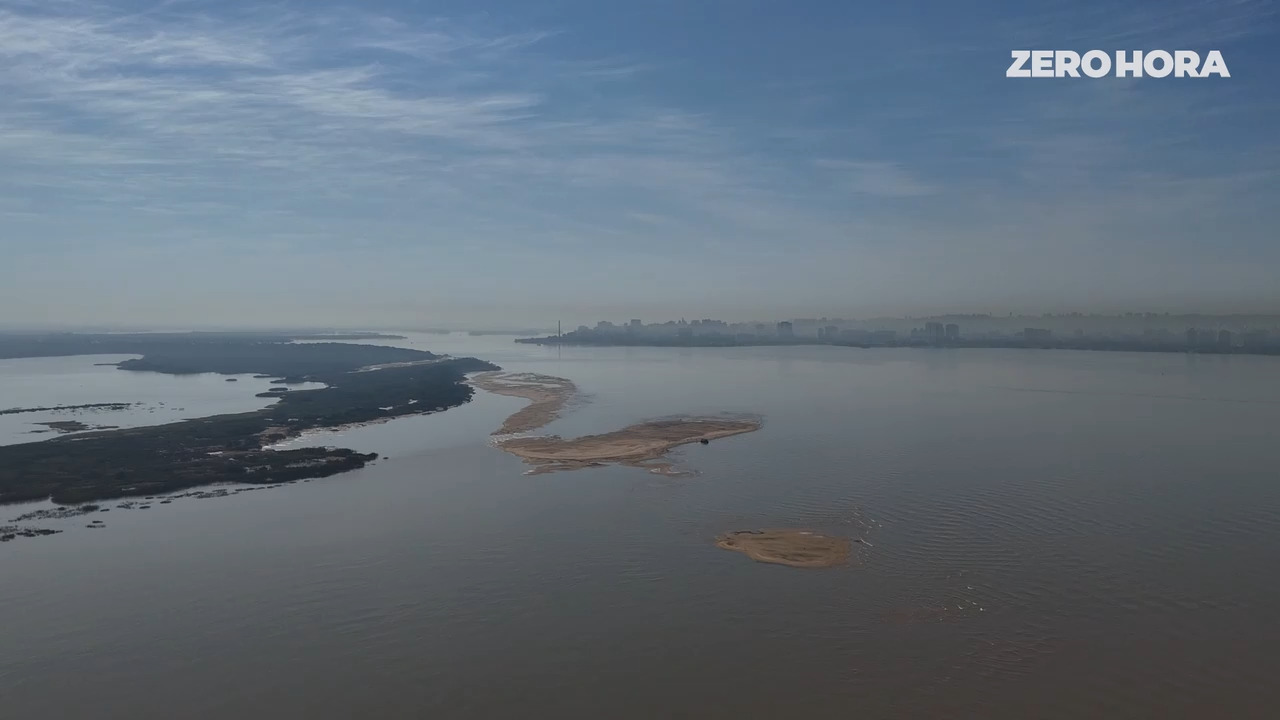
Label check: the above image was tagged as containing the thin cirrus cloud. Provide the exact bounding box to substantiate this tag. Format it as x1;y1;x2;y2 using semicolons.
0;0;1277;328
815;160;935;198
0;2;787;246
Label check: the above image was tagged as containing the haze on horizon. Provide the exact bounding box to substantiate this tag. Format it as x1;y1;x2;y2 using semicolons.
2;0;1278;331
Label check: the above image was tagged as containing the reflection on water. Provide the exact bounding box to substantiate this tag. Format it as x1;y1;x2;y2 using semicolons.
0;354;324;446
2;335;1280;719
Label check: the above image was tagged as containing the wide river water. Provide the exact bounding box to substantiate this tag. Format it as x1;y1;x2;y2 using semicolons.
2;334;1279;718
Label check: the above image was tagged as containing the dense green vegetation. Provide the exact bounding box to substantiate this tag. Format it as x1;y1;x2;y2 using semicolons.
0;331;404;362
1;403;134;415
0;342;499;505
116;342;434;381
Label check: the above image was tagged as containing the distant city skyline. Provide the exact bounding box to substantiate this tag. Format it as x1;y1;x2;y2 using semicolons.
8;307;1280;334
553;311;1280;332
518;310;1280;353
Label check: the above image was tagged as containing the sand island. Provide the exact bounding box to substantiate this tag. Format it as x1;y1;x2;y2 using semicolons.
500;417;761;475
469;371;867;568
469;371;761;474
715;529;854;568
468;371;578;435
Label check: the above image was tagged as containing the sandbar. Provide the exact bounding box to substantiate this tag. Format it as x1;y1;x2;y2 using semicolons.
498;417;760;474
715;529;853;568
469;371;759;474
468;371;578;435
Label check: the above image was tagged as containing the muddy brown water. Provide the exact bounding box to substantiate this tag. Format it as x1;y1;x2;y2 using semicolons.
2;335;1279;718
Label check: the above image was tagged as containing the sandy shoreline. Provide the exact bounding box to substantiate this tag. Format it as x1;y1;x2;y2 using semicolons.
257;406;454;448
354;358;448;373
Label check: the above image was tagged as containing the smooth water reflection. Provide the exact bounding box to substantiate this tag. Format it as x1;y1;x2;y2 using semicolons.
0;354;323;446
2;335;1279;719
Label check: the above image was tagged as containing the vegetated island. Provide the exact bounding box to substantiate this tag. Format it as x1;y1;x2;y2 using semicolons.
287;332;406;341
0;331;405;363
1;402;136;415
469;371;760;474
715;529;854;568
0;339;497;505
112;341;435;383
34;420;118;434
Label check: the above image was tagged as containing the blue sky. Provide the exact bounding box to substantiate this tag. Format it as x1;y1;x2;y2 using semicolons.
1;0;1277;328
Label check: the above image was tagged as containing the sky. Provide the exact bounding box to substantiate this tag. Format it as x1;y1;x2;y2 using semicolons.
1;0;1278;329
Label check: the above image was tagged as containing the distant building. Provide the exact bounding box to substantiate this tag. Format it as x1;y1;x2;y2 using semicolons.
944;323;960;341
630;319;642;328
870;330;897;345
776;321;794;339
823;325;838;341
1243;330;1270;349
924;321;945;343
1218;329;1233;348
1024;328;1052;343
676;328;693;341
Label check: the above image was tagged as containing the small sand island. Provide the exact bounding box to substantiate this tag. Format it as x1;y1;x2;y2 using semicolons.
469;371;760;474
501;417;761;475
715;529;854;568
468;371;578;435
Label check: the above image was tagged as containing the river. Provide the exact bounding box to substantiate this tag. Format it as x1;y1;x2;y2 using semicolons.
2;334;1278;718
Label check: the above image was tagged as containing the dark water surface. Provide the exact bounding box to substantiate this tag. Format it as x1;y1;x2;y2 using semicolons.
0;354;324;446
3;335;1279;718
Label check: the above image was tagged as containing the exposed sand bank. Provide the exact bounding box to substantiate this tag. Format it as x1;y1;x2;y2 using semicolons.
715;529;854;568
469;371;759;474
471;373;877;571
468;371;577;435
498;417;760;474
